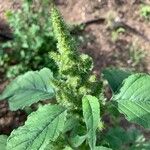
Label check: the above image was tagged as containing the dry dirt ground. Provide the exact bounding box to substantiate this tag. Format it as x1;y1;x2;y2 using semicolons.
0;0;150;136
57;0;150;73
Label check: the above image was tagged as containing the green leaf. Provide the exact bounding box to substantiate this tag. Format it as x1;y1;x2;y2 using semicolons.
7;104;67;150
105;127;150;150
104;127;130;149
63;146;73;150
0;68;55;110
63;117;78;133
94;146;112;150
44;142;65;150
103;68;131;93
113;73;150;128
82;95;100;150
70;135;87;148
0;135;7;150
63;117;86;148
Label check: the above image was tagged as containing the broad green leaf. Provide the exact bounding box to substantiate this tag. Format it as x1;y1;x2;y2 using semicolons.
45;143;65;150
113;73;150;128
103;68;131;93
43;143;53;150
0;68;55;110
70;135;87;148
63;117;78;133
105;127;150;150
7;104;67;150
63;117;87;148
63;146;73;150
0;135;7;150
104;127;130;149
94;146;112;150
82;95;100;150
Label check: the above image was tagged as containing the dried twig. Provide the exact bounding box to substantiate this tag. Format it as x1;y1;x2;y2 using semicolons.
80;18;105;26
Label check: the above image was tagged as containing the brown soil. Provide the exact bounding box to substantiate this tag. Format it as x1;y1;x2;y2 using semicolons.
57;0;150;73
0;0;150;137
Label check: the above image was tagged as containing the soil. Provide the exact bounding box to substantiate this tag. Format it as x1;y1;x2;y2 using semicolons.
0;0;150;137
57;0;150;73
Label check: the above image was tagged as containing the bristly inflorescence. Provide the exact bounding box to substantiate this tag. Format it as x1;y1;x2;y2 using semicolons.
50;6;102;108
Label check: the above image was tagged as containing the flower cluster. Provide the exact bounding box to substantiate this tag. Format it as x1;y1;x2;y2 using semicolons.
50;7;102;108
